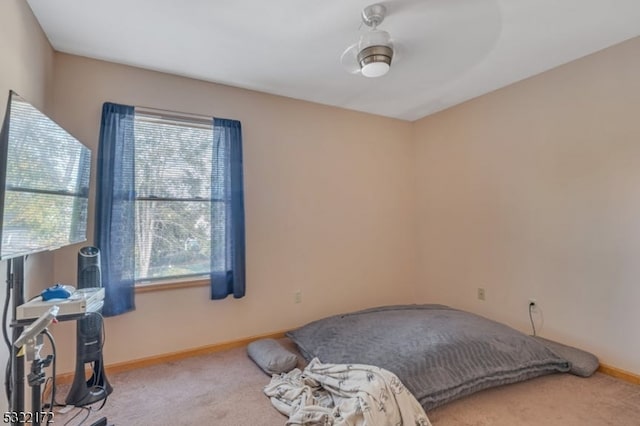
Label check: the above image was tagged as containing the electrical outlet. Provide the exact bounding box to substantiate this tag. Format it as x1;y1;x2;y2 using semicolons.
294;290;302;304
477;287;486;301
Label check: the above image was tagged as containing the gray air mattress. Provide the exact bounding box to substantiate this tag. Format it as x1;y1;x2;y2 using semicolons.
287;305;570;410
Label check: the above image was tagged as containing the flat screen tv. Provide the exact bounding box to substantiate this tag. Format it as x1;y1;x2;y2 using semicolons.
0;91;91;260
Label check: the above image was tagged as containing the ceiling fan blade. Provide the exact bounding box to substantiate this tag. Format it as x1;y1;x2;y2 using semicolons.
389;41;398;65
340;43;361;74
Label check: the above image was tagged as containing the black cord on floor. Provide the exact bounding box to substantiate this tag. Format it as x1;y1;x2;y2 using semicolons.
3;261;13;406
2;263;12;350
63;406;91;426
43;329;57;425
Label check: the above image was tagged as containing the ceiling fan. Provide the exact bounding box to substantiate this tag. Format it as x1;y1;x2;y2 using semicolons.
340;3;395;78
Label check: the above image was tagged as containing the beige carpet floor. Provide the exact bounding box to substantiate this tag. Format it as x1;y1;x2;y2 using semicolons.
53;340;640;426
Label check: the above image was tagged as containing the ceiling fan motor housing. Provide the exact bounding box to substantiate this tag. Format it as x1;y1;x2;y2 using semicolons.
357;45;393;69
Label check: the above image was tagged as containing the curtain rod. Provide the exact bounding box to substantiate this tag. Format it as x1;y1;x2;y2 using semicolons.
135;105;212;123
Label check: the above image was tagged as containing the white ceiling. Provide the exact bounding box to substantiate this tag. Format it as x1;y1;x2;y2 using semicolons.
26;0;640;121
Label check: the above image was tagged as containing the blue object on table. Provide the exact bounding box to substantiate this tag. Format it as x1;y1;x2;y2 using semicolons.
41;284;72;301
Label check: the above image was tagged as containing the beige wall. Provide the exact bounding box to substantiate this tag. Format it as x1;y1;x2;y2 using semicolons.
0;0;55;413
48;54;418;373
413;37;640;375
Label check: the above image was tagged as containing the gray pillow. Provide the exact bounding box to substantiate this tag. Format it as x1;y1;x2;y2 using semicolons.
533;336;599;377
247;338;298;375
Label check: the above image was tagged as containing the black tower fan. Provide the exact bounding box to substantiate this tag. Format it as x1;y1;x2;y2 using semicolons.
66;246;113;406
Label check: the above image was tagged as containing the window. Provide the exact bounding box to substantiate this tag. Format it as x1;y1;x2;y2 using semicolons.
96;102;244;315
133;112;216;283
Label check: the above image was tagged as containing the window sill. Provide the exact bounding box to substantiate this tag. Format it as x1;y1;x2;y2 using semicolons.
135;277;209;293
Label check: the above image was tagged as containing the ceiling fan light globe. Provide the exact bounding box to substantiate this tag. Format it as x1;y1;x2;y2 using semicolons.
361;61;390;78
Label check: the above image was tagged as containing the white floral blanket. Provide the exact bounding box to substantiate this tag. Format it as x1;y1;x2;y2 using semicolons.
264;358;431;426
